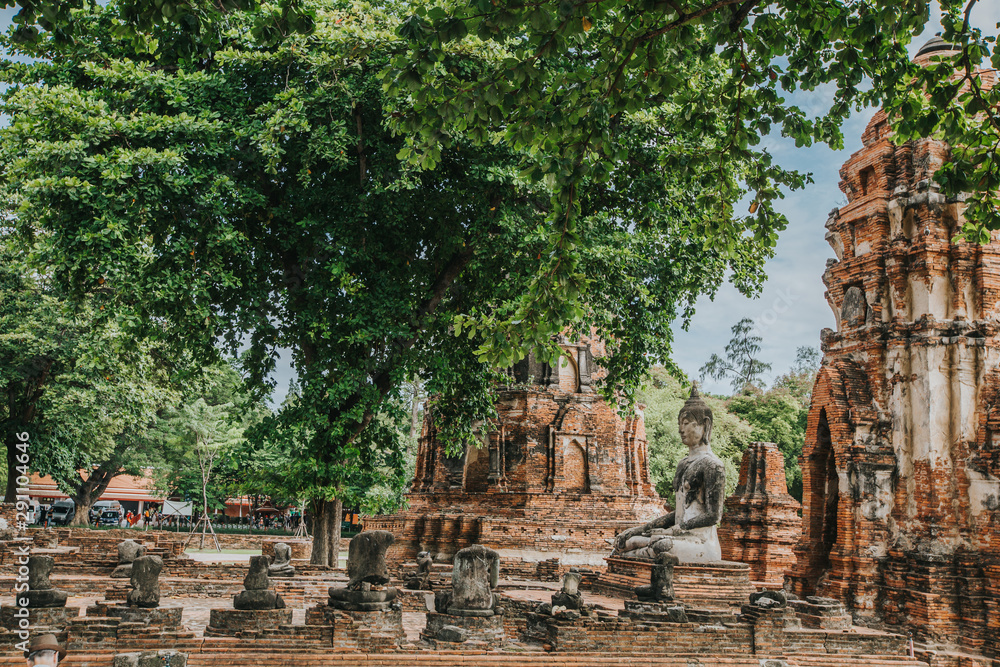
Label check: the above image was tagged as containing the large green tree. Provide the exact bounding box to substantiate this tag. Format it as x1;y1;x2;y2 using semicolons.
0;235;181;518
0;0;772;559
386;0;1000;362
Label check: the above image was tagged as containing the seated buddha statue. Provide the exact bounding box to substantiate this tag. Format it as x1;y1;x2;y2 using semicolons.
613;385;725;563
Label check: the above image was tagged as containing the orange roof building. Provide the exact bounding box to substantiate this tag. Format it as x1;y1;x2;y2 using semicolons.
29;470;165;504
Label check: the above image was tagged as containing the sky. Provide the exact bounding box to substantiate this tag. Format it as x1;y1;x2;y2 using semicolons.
2;3;998;402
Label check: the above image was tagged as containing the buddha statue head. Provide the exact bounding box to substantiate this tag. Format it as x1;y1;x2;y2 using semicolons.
677;384;713;450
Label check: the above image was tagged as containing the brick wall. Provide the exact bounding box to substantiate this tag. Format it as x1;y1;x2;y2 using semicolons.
787;46;999;658
368;340;664;566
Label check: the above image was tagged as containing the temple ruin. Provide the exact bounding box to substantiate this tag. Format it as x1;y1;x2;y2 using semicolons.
787;37;1000;657
367;336;664;571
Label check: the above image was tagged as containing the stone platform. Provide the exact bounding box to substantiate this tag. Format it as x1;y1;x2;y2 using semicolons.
0;605;80;630
421;610;505;649
206;608;293;636
305;605;405;651
593;557;754;610
86;602;183;630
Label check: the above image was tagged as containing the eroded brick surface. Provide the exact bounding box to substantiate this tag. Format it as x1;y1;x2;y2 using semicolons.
718;442;802;585
787;50;1000;658
367;339;664;568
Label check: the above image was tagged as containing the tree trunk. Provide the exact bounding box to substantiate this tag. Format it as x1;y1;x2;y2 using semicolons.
409;377;422;443
69;493;94;527
309;498;342;567
66;450;122;527
330;497;342;570
309;498;328;566
4;437;18;503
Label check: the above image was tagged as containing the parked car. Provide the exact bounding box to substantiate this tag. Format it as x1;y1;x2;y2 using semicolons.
49;500;75;525
89;500;122;524
98;509;121;526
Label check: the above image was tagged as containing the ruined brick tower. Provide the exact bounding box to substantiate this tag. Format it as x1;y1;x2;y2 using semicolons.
367;336;663;571
787;38;1000;654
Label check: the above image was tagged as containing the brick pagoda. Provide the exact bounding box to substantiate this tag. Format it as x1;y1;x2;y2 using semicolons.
787;38;1000;655
718;441;801;585
367;336;664;570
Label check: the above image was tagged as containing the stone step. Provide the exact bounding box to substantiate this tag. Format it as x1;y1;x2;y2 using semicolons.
0;650;935;667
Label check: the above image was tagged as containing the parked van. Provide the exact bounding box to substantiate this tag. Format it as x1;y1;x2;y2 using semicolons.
49;499;75;525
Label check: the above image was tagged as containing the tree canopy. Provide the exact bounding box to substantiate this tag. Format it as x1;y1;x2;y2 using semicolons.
0;0;775;516
386;0;1000;361
0;233;181;510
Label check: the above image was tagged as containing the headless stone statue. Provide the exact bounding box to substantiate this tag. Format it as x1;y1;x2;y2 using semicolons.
635;552;679;602
328;530;398;610
439;545;499;617
127;555;163;608
614;385;725;563
405;551;433;590
551;570;583;610
235;556;285;610
111;540;146;579
24;556;67;608
267;542;295;577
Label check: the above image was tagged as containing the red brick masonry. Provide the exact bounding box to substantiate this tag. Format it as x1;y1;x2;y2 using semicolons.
718;441;801;585
368;339;663;567
787;46;1000;659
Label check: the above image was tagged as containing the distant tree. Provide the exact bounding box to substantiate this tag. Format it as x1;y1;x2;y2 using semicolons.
773;346;821;408
699;318;773;394
0;235;180;515
151;364;268;517
156;398;245;547
638;367;751;505
726;387;807;501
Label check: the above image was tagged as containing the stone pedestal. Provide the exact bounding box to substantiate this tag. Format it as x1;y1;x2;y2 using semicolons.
306;604;404;651
421;611;505;649
87;603;182;630
328;587;398;611
790;596;853;630
0;605;80;630
622;600;688;623
594;557;754;610
205;608;293;636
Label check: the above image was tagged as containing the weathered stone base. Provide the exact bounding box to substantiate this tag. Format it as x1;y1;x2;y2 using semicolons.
112;650;188;667
421;611;505;650
86;603;183;630
791;597;853;630
527;612;907;656
622;600;688;623
205;608;293;636
305;604;404;651
0;605;80;630
594;558;754;610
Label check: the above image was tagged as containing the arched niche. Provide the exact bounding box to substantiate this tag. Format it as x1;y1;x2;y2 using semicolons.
563;439;589;493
